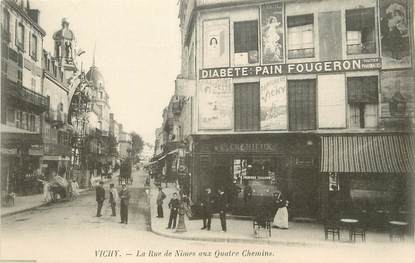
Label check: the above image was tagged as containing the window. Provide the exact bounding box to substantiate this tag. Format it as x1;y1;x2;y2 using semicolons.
30;34;38;59
99;91;103;99
234;82;260;131
6;108;14;124
287;14;314;59
347;76;378;128
29;115;36;132
2;9;10;40
234;20;259;64
31;78;36;90
346;8;376;55
17;70;22;85
15;110;22;128
16;22;25;50
288;79;316;130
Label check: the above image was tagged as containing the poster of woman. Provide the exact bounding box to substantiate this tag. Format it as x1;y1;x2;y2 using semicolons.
261;3;284;64
380;0;411;69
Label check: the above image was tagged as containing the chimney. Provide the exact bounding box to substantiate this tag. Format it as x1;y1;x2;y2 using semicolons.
28;9;40;24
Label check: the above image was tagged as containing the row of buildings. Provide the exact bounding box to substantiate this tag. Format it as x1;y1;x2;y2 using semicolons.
1;0;132;199
151;0;414;223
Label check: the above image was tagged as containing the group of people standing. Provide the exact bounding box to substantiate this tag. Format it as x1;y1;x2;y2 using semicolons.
95;181;131;224
156;186;191;230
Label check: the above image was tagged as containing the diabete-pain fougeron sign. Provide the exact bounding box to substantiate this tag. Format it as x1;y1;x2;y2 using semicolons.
200;58;381;79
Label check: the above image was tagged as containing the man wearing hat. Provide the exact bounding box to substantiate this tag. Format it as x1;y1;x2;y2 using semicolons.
200;187;214;230
96;181;105;217
156;187;167;218
119;183;131;224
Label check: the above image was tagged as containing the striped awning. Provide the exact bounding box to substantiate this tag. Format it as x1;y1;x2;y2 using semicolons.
321;135;415;173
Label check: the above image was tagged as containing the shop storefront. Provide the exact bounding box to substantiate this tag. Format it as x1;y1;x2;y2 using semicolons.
1;125;43;197
190;134;320;217
320;134;415;228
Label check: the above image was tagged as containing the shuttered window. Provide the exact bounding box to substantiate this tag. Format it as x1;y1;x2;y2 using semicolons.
234;82;260;131
288;79;316;131
234;21;258;53
347;76;378;103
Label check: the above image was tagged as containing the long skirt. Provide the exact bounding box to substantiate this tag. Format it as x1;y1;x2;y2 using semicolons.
273;207;288;229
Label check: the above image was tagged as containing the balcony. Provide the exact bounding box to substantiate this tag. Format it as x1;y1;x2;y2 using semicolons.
2;79;49;112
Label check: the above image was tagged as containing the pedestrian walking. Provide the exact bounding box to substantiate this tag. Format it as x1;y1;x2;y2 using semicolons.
216;188;228;232
109;183;119;216
166;192;180;229
119;183;130;224
38;178;52;202
200;187;214;230
272;191;289;229
156;187;166;218
96;181;105;217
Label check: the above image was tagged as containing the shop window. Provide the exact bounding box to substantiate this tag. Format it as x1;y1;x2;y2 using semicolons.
30;34;38;60
234;20;259;64
346;8;376;55
288;79;316;131
287;14;314;59
347;76;378;128
16;22;25;51
234;82;260;131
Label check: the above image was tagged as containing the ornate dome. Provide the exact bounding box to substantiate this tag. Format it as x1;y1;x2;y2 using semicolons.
86;66;105;89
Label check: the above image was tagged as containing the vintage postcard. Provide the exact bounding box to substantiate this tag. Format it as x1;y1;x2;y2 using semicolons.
0;0;414;262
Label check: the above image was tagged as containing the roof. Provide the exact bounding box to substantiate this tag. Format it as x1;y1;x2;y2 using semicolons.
86;66;105;89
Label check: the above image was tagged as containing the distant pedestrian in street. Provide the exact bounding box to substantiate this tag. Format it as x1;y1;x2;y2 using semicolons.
272;191;289;229
109;183;119;216
166;192;180;229
156;187;167;218
119;183;131;224
96;181;105;217
216;188;228;232
200;187;214;230
70;179;80;199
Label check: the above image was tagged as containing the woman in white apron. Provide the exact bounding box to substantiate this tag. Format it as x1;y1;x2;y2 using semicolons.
273;192;289;229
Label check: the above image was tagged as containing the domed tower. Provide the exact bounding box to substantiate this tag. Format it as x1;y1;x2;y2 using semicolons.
86;54;110;134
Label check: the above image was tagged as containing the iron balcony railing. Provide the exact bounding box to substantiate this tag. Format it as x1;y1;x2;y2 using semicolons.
4;80;49;111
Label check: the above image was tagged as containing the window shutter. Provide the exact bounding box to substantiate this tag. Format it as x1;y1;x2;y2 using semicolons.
347;76;378;103
234;83;260;131
288;79;316;131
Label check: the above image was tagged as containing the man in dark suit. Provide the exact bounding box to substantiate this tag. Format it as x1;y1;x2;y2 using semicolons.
166;193;180;229
216;188;228;232
119;183;131;224
200;187;214;230
96;181;105;217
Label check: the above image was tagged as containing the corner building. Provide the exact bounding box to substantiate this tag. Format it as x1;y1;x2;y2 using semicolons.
177;0;415;222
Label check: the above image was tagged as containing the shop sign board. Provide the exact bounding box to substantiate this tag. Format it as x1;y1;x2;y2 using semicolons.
198;79;233;130
200;58;381;79
260;76;287;130
261;3;284;64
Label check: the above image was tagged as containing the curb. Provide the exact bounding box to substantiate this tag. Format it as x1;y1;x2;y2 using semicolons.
1;187;92;218
146;186;347;248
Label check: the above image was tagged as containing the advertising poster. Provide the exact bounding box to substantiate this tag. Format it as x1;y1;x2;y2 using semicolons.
380;70;415;127
260;76;287;130
261;3;284;64
379;0;412;68
203;19;230;68
199;79;233;130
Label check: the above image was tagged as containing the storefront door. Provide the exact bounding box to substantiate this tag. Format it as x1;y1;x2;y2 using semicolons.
292;167;319;218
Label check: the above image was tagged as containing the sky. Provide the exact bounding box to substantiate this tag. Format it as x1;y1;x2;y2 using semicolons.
32;0;181;144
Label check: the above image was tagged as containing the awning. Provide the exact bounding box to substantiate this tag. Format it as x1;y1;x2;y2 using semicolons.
158;149;179;161
321;134;415;173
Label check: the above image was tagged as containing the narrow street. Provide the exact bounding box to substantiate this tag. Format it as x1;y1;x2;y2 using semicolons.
1;170;413;263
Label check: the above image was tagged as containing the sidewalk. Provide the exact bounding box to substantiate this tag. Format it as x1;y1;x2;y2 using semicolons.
1;173;117;217
149;184;414;246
